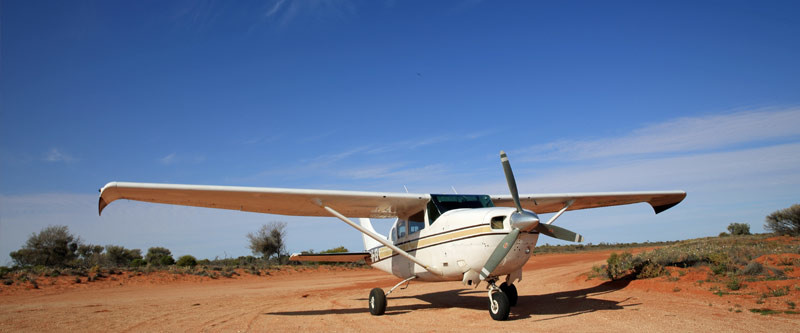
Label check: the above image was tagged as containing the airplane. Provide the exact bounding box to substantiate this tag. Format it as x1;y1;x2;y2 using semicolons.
98;151;685;320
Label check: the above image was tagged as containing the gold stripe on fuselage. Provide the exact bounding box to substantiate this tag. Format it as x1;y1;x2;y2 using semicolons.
375;225;494;261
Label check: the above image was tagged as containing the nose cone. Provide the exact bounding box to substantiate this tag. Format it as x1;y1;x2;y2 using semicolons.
510;211;539;232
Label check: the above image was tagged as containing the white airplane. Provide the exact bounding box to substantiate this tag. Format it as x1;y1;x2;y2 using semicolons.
98;151;685;320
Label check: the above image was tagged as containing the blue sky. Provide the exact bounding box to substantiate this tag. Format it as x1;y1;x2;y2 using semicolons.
2;1;799;264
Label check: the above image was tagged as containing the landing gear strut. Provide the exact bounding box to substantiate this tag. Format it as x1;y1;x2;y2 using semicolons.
487;279;511;321
368;276;416;316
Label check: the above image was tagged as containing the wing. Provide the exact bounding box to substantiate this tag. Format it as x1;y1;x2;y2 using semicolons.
99;182;430;218
289;252;370;263
491;191;686;214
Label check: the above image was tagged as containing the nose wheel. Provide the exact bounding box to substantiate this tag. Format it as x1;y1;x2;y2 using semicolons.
499;282;518;306
487;280;511;321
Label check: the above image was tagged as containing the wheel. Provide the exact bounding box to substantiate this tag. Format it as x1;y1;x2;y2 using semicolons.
488;291;510;321
499;282;518;306
369;288;386;315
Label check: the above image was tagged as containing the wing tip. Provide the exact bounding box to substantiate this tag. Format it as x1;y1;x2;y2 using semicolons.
98;181;119;216
651;191;687;214
98;197;108;216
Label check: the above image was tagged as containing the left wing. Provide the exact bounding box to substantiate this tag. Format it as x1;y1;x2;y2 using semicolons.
491;191;686;215
98;182;430;218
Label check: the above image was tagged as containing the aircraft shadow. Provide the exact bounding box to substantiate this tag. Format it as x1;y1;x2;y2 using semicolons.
265;278;637;321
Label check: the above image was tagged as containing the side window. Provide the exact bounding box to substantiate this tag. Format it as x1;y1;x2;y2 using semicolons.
397;220;407;239
390;227;396;241
408;210;425;234
490;216;505;230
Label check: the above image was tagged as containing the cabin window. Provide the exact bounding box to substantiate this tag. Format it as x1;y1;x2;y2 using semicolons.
397;220;407;239
430;194;494;215
427;200;441;223
390;227;396;241
491;216;505;230
408;210;425;234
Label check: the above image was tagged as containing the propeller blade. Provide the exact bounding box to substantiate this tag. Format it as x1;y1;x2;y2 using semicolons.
500;151;522;213
534;223;584;243
479;229;520;280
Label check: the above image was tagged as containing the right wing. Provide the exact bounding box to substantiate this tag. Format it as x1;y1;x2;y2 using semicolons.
99;182;430;218
491;190;686;215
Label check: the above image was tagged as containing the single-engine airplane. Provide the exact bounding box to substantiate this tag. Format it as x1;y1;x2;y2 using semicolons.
98;151;685;320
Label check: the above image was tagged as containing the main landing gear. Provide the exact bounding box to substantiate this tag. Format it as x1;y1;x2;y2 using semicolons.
487;279;518;321
369;276;416;316
368;276;518;321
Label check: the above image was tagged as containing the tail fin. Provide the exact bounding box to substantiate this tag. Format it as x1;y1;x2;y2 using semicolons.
359;218;384;250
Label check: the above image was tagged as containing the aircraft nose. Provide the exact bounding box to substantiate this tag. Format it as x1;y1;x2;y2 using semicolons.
510;211;539;232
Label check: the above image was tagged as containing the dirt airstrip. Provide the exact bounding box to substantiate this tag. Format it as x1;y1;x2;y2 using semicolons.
1;249;798;332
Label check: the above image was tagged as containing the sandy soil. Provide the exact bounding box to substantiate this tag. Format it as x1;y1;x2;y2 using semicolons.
1;249;798;332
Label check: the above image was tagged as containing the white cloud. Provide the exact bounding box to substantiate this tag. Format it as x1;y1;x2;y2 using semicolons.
261;0;357;27
160;153;177;165
519;107;800;161
337;163;448;181
265;0;287;17
43;148;76;163
158;152;205;165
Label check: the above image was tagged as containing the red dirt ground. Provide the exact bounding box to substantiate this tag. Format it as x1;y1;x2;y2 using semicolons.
1;249;798;332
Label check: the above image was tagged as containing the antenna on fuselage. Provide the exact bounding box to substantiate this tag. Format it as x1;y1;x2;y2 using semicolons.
451;186;458;194
403;185;409;193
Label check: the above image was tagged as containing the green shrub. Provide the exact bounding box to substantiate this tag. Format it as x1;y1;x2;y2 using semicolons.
605;252;636;280
146;247;175;266
637;262;666;279
176;255;198;267
159;255;175;266
0;266;10;279
130;258;146;268
321;246;349;254
105;245;143;267
741;261;764;275
727;223;751;236
727;276;744;290
767;286;790;297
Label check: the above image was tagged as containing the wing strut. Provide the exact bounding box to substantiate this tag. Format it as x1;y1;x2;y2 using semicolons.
316;201;443;276
545;199;574;225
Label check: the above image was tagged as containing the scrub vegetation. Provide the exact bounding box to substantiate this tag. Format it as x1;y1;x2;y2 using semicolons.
589;204;800;316
1;223;362;289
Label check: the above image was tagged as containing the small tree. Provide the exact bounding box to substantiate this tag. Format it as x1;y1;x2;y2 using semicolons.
247;221;287;261
105;245;143;267
77;244;106;267
9;225;81;267
176;255;197;267
145;247;175;266
765;204;800;236
727;223;751;236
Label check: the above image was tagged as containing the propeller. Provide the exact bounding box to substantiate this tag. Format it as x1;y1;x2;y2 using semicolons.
479;151;584;281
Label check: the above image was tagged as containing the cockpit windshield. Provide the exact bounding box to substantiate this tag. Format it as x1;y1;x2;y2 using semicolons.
427;194;494;223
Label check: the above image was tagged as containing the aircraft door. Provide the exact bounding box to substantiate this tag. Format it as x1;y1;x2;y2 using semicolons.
390;220;414;278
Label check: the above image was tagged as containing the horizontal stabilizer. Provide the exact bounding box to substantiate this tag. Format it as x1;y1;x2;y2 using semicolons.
289;252;370;263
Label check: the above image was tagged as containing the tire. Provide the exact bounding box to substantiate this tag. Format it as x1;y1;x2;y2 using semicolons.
369;288;386;315
488;291;510;321
499;282;518;307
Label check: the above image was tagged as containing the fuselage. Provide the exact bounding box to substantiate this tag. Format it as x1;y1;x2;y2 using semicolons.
368;206;539;283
